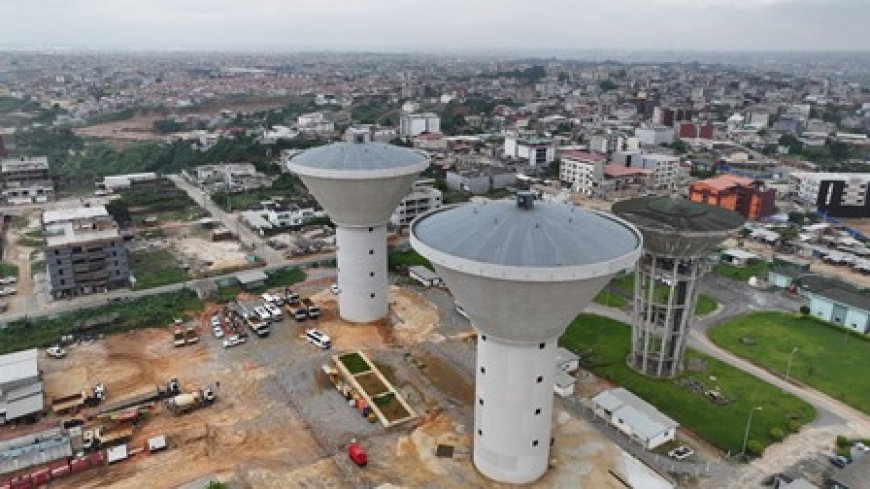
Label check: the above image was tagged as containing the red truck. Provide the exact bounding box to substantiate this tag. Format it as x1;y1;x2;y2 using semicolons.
348;441;367;467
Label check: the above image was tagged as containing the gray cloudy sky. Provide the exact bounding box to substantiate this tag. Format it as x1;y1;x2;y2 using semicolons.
0;0;868;52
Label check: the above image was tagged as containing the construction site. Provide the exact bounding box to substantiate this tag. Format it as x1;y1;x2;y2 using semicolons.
0;278;673;489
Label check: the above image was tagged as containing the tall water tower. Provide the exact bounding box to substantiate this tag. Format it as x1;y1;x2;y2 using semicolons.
288;141;428;323
613;197;744;378
411;194;642;484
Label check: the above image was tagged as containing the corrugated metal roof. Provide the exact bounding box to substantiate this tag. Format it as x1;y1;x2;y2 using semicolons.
3;392;44;420
592;388;678;440
412;200;639;268
291;142;427;172
613;197;744;234
0;349;38;386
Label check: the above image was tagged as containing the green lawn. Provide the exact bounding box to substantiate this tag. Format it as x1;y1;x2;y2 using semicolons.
130;250;187;290
714;260;769;281
603;273;717;316
593;290;628;308
695;294;718;316
388;249;433;271
0;262;19;277
0;290;202;355
709;311;870;414
560;314;816;454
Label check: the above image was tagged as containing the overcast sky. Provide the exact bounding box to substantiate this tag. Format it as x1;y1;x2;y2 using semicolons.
0;0;867;52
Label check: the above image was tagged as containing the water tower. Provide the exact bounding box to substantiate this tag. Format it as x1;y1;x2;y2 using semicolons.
612;197;744;378
411;194;642;484
288;141;428;323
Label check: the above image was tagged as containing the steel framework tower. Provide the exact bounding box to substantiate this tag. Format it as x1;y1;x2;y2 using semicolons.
613;197;744;378
411;193;641;484
288;141;428;323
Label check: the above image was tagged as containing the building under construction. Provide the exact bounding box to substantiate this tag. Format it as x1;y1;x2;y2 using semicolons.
613;197;743;378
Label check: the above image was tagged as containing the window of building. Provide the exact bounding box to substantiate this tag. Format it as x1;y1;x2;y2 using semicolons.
536;376;543;383
535;408;541;415
479;398;484;406
532;440;539;447
480;367;485;375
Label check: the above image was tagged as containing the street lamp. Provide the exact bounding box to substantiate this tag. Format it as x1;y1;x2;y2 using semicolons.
785;346;799;383
741;406;763;457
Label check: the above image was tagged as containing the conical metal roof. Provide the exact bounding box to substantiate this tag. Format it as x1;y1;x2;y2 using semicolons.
289;141;428;178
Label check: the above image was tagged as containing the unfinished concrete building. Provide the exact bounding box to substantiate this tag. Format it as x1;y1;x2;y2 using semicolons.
0;156;54;204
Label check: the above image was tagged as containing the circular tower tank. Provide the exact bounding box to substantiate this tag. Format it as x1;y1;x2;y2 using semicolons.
612;197;744;378
411;193;642;484
288;141;428;323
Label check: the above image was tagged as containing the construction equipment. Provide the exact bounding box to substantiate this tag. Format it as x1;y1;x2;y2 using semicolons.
172;327;186;347
287;302;307;321
184;327;199;344
302;298;320;319
95;378;180;416
246;315;270;337
164;386;216;415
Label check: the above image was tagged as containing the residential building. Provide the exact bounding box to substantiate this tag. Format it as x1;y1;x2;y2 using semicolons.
400;112;440;136
343;124;397;144
559;150;607;196
791;172;870;218
689;174;776;220
44;205;130;298
191;163;271;192
0;156;54;204
504;133;555;167
98;172;159;192
587;133;639;154
767;256;812;289
677;122;714;140
241;202;314;235
612;152;679;189
635;126;674;146
0;349;43;424
413;132;447;151
591;387;679;450
390;179;442;227
445;167;516;195
800;275;870;333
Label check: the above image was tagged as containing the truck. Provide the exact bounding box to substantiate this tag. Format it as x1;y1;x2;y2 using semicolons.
172;327;187;347
302;298;320;319
184;327;199;344
287;302;308;321
246;315;271;337
284;287;300;304
95;378;180;415
264;302;283;321
164;386;216;415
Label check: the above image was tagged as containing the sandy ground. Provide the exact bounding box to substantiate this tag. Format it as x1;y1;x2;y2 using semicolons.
174;236;250;273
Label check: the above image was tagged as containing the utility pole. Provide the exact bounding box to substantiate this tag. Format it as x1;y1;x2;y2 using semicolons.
741;406;763;457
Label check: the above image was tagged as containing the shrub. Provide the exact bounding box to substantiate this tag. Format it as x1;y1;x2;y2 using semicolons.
769;427;785;441
746;440;765;457
836;435;850;448
787;420;802;433
799;305;810;316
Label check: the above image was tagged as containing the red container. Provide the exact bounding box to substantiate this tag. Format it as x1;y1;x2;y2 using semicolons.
88;451;107;466
0;479;11;489
49;460;71;479
69;458;91;474
9;476;32;489
348;442;368;467
29;469;50;487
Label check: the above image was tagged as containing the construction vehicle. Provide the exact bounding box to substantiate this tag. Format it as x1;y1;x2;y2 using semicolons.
246;315;270;337
164;386;216;415
302;298;320;319
51;383;106;413
95;378;180;416
184;327;199;344
172;327;186;347
284;287;300;304
287;302;308;321
83;425;133;450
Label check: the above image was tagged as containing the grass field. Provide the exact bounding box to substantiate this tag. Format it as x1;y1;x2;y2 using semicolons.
388;249;433;271
695;294;718;316
0;262;19;277
130;250;187;290
560;314;816;454
605;273;717;316
593;290;628;308
714;260;769;281
709;311;870;414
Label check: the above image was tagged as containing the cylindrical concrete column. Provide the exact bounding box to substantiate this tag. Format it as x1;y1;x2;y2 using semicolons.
473;333;559;484
335;224;388;323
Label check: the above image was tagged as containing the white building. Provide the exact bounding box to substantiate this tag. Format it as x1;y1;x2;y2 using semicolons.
635;127;675;146
504;133;555;167
559;150;607;196
402;101;421;113
390;179;443;227
792;172;870;206
0;349;44;424
592;387;678;450
613;152;679;190
400;112;441;137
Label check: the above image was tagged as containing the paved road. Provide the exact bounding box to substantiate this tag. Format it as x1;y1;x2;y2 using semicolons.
167;173;286;265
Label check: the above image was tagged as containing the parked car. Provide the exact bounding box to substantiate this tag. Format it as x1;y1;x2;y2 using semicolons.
830;455;850;468
304;329;332;349
222;334;245;349
0;276;17;285
0;287;16;296
46;346;67;359
212;326;225;339
330;284;340;295
210;314;222;328
668;445;694;460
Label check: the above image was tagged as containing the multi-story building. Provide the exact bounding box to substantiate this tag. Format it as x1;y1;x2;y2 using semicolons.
445;167;516;195
689;174;776;220
587;133;640;154
0;156;54;204
559;150;607;196
43;205;130;298
390;179;442;228
792;172;870;218
400;112;440;136
612;152;679;190
635;127;674;146
504;133;555;167
0;349;44;424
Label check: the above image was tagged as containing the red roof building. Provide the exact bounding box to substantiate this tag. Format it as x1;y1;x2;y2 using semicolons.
689;174;775;220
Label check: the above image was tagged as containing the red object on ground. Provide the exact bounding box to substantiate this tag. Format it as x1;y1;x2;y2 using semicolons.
29;469;50;487
348;442;368;467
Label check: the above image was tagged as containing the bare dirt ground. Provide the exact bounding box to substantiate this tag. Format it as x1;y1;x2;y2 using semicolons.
9;284;674;488
2;209;42;312
174;236;251;274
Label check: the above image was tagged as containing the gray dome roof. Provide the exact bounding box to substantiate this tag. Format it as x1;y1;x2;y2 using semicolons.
412;199;640;268
290;142;427;173
612;197;744;234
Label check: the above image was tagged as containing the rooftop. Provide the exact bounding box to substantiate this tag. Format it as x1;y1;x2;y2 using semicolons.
604;164;653;178
43;205;109;225
0;156;49;173
592;387;679;439
45;222;121;248
412;198;640;269
0;349;38;386
612;197;745;234
692;174;759;192
289;142;428;176
799;275;870;312
561;150;607;162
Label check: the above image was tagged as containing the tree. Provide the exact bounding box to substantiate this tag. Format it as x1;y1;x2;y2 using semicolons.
205;482;227;489
799;305;810;316
769;427;785;441
746;440;765;457
153;119;184;133
599;79;617;91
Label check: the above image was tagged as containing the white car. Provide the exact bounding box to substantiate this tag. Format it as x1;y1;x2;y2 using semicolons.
668;445;694;460
304;329;332;349
264;302;282;320
222;334;245;349
0;287;15;297
330;284;340;295
212;326;225;339
46;346;67;359
0;276;17;285
210;314;222;328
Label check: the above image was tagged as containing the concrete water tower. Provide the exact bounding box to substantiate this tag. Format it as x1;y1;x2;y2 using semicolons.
613;197;744;378
411;193;642;484
288;141;428;323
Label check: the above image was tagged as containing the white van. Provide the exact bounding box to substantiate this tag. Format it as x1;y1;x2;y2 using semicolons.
254;306;272;323
264;302;283;320
304;329;332;349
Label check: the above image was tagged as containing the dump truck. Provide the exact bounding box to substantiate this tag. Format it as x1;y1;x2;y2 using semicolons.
302;298;320;319
164;386;216;415
246;315;270;337
95;378;180;416
287;302;308;321
172;327;186;347
184;327;199;344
